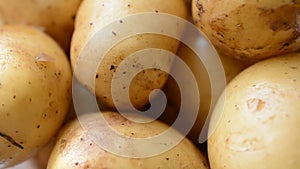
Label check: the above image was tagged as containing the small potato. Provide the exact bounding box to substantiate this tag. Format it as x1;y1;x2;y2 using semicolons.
0;25;72;168
208;52;300;169
71;0;188;110
0;0;83;51
192;0;300;61
47;112;209;169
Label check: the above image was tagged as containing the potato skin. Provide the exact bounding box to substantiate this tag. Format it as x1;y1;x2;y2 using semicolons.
71;0;188;110
47;112;209;169
0;25;72;168
0;0;82;51
192;0;300;61
208;52;300;169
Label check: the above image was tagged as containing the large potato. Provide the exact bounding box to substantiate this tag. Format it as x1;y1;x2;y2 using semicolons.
163;43;251;143
192;0;300;61
208;52;300;169
47;112;209;169
0;0;82;51
0;25;72;168
71;0;188;110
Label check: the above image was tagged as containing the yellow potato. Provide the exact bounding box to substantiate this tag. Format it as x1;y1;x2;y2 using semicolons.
0;0;82;51
47;112;209;169
71;0;188;110
163;43;251;143
0;25;72;168
208;52;300;169
192;0;300;61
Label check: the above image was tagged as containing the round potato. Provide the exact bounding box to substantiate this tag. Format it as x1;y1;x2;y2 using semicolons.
0;25;72;168
71;0;188;110
47;112;209;169
163;43;251;143
208;52;300;169
0;0;82;51
192;0;300;61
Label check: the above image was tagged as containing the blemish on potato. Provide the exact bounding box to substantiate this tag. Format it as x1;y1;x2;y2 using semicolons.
110;65;116;70
196;0;204;17
247;98;265;112
0;132;24;150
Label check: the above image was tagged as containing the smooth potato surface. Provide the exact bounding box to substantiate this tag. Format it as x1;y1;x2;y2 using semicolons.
208;52;300;169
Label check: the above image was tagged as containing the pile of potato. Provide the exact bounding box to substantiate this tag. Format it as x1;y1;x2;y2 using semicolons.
0;0;299;169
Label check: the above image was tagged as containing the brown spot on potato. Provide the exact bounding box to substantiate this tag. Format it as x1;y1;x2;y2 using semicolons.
247;98;265;112
290;66;298;69
110;65;115;70
59;139;67;150
196;0;204;17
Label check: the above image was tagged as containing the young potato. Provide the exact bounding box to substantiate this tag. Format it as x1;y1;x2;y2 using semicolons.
71;0;188;110
47;112;209;169
208;52;300;169
0;0;82;51
192;0;300;61
163;43;251;144
0;25;72;168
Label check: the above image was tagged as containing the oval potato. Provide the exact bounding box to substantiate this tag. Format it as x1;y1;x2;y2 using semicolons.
47;112;209;169
208;52;300;169
71;0;188;110
0;0;82;51
0;25;72;168
192;0;300;61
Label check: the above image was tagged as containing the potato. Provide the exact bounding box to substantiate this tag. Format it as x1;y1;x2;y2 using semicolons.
0;25;72;168
47;112;209;169
71;0;188;110
0;0;82;51
163;43;251;143
208;52;300;169
192;0;300;61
